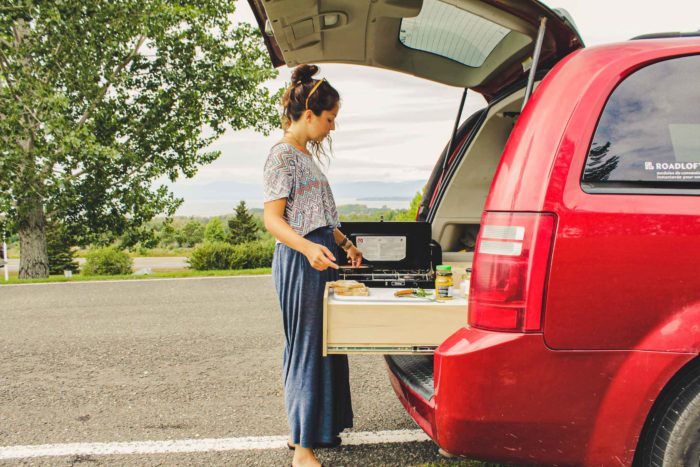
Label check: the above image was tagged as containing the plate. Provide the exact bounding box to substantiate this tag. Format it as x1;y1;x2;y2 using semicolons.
331;288;438;303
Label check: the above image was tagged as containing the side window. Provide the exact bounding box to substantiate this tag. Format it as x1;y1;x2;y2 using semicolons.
582;54;700;194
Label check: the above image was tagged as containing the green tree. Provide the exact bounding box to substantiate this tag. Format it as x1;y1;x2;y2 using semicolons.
228;200;259;245
394;190;424;221
177;219;204;247
46;220;79;275
204;217;226;243
158;221;178;247
0;1;279;278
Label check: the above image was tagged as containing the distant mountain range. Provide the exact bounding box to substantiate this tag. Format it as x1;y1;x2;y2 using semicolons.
170;180;425;204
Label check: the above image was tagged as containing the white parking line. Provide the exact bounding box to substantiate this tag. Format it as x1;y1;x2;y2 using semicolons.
0;430;430;460
1;274;272;287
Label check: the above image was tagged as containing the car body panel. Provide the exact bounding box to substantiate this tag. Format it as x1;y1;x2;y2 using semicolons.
481;39;700;351
404;327;694;465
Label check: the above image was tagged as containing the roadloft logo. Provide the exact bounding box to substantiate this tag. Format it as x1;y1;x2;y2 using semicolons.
645;161;700;171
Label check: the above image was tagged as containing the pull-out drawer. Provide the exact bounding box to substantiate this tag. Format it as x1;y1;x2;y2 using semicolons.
322;285;467;355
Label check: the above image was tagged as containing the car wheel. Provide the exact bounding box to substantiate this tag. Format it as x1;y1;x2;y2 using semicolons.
636;366;700;467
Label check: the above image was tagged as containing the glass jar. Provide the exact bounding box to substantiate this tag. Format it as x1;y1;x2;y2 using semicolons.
435;265;454;301
459;268;472;298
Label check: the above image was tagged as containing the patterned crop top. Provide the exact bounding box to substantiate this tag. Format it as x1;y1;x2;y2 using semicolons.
263;143;340;237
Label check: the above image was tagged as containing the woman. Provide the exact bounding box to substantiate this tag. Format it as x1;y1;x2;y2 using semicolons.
263;64;362;467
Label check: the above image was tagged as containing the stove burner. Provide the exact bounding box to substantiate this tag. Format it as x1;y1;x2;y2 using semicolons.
339;268;433;283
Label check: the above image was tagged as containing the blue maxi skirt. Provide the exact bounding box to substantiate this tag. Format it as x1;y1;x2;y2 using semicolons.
272;226;354;448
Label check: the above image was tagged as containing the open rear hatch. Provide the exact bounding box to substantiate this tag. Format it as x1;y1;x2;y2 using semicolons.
249;0;584;221
249;1;584;220
248;0;582;100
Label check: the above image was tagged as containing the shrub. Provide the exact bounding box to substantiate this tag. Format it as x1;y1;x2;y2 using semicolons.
189;239;274;270
204;217;227;243
82;246;133;275
188;241;236;270
236;239;275;269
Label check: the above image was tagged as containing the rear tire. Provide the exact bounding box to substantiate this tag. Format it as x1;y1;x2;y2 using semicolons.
636;367;700;467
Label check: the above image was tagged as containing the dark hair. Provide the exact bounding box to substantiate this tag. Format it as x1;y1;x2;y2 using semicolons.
281;64;340;160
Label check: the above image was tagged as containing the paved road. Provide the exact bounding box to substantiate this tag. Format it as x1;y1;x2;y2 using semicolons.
4;257;189;273
0;276;466;466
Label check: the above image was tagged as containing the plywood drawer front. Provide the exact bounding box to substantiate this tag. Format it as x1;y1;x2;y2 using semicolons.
323;285;467;355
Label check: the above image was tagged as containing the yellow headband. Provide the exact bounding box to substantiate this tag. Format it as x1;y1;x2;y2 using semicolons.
305;78;325;110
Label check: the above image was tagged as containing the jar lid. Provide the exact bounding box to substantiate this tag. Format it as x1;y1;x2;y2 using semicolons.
436;265;452;271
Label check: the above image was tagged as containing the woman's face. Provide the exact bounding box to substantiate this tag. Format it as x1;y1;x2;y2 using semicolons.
307;103;339;142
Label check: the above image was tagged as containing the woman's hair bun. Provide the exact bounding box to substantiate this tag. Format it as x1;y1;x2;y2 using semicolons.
292;64;319;84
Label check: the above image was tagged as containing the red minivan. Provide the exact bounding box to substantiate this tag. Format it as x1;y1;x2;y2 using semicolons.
251;1;700;464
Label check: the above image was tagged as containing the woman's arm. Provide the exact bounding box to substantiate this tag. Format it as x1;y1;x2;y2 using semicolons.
264;199;338;271
333;227;363;268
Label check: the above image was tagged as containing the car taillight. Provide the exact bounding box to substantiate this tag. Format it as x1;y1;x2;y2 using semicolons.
468;212;556;332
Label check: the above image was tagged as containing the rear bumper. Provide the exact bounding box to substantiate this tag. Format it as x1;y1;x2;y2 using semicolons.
386;326;693;465
385;356;437;440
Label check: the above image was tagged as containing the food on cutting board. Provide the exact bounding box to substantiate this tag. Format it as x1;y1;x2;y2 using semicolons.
394;289;414;297
394;288;429;298
328;280;370;296
334;287;370;296
328;280;365;289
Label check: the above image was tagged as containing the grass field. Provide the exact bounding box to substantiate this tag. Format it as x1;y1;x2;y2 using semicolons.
1;268;272;285
74;247;196;258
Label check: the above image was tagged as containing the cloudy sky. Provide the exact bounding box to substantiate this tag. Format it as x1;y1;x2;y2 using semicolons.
169;0;700;215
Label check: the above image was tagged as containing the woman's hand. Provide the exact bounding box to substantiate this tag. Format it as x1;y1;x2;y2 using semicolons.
345;245;363;268
304;242;339;271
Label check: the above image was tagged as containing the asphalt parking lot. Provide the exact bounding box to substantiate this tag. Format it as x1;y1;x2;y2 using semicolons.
0;276;474;466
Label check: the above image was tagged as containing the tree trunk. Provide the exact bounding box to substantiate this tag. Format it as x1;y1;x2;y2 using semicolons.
18;194;49;279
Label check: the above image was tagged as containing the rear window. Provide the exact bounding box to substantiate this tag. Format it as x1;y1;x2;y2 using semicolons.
399;0;510;67
582;54;700;194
